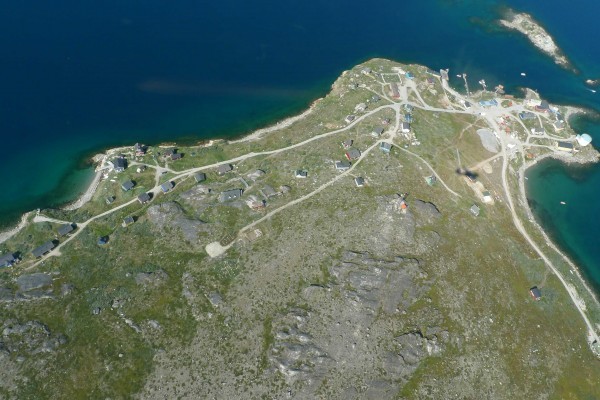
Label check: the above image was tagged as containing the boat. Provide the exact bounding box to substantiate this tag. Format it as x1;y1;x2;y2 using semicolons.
520;72;526;76
560;201;566;205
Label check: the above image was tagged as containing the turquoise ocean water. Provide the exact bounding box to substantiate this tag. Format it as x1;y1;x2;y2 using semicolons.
1;1;599;286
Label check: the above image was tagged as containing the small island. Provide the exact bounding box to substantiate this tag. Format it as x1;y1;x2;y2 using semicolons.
499;10;574;71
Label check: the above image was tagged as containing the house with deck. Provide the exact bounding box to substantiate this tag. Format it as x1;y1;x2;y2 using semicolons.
32;241;56;258
194;172;207;183
121;180;135;192
137;192;151;204
57;223;75;237
345;148;361;161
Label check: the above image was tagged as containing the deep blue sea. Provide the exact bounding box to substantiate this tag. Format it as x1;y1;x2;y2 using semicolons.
1;1;599;286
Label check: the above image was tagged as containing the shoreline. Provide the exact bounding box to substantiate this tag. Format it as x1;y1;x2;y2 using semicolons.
0;99;319;244
520;150;600;321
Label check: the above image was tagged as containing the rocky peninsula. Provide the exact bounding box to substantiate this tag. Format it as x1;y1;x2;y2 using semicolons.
1;59;600;399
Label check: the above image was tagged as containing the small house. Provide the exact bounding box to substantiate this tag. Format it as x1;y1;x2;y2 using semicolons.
345;148;361;161
0;253;17;268
136;165;146;173
401;122;410;133
556;141;574;152
536;100;550;112
464;101;472;109
335;161;351;171
426;77;435;85
134;143;146;156
470;204;480;217
295;170;307;178
425;175;436;186
405;72;414;80
529;286;542;301
526;99;542;108
97;236;109;245
355;177;365;187
171;153;182;161
553;120;565;131
404;114;413;123
161;181;174;193
137;192;151;204
519;112;536;120
403;104;414;112
163;148;175;157
219;189;243;203
194;172;207;183
32;241;55;258
121;180;135;192
217;164;233;175
380;142;392;153
361;67;372;75
372;127;384;137
344;114;356;124
57;223;75;237
482;191;493;203
105;196;115;205
122;216;135;227
371;95;380;102
113;157;127;172
342;139;353;149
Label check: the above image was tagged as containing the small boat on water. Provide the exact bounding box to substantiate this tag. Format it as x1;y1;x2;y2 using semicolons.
520;72;526;76
560;201;566;205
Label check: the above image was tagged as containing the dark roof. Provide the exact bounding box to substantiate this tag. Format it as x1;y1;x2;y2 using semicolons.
217;164;233;174
161;181;174;192
539;100;550;109
557;141;573;149
121;180;135;191
355;177;365;186
194;172;206;182
57;223;74;236
295;170;308;178
137;192;151;203
519;112;536;120
335;161;351;170
470;204;480;216
380;142;392;151
402;122;411;130
106;196;115;204
219;189;243;202
346;148;361;160
114;157;127;170
164;148;175;156
373;127;384;135
123;216;135;225
32;241;55;258
0;253;16;267
171;153;182;160
97;236;108;245
530;286;542;300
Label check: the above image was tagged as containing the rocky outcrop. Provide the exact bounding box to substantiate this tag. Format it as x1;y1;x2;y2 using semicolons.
2;320;66;355
147;201;206;243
